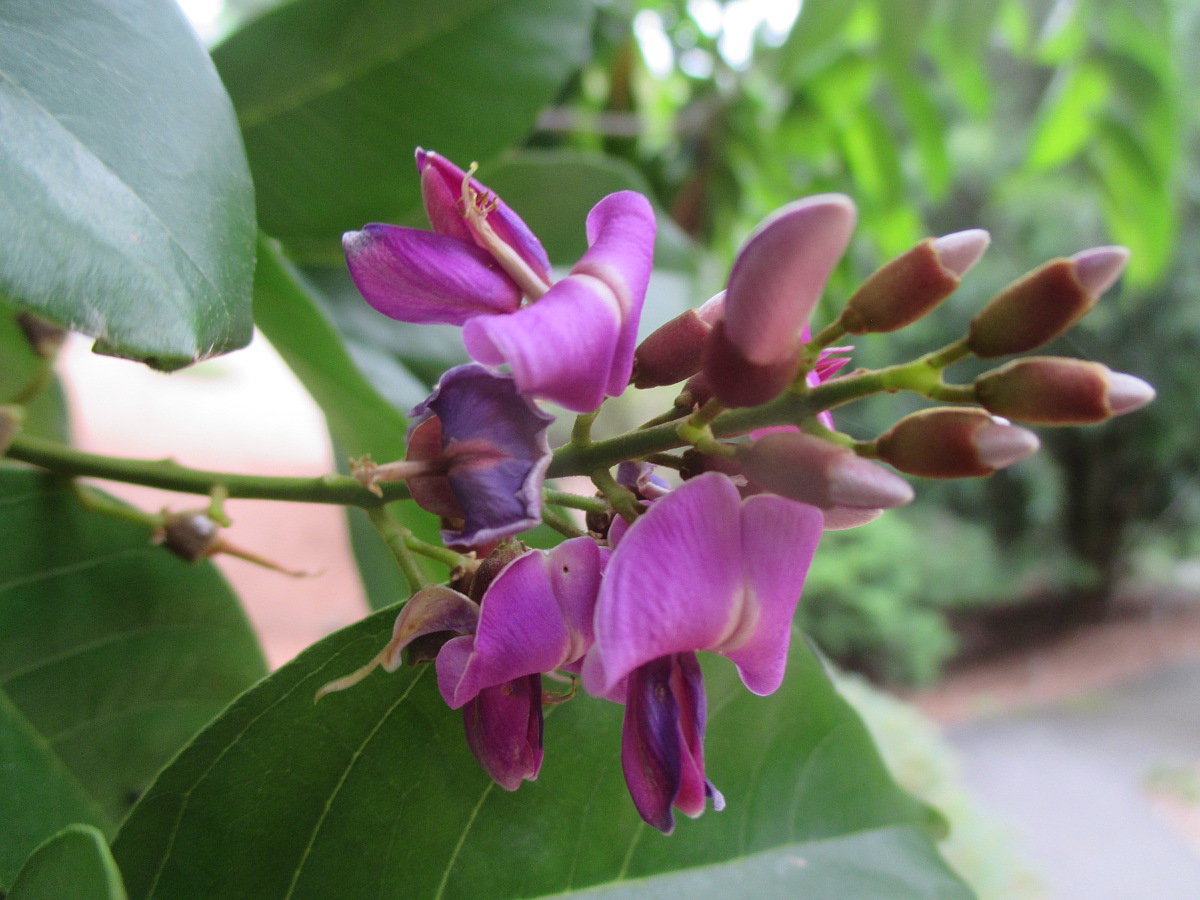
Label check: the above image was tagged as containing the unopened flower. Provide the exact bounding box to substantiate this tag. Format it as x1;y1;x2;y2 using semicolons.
974;357;1155;424
967;246;1129;358
876;408;1040;478
702;195;856;407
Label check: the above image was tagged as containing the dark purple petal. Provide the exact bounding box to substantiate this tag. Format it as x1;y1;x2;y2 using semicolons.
378;587;481;671
416;148;552;286
572;192;657;395
621;656;683;833
463;275;621;413
440;538;605;707
620;653;717;833
410;364;553;548
462;675;544;790
343;225;521;325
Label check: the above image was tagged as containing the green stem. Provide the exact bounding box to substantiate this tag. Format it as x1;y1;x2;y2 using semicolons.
543;489;608;514
367;506;427;594
571;410;598;447
73;484;163;530
590;467;641;524
541;506;586;539
6;433;411;507
404;532;473;571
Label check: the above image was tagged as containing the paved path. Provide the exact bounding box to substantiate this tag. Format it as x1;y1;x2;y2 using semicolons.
948;659;1200;899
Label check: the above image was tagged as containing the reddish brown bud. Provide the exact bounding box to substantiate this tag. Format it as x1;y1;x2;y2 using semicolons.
17;313;68;358
966;247;1128;358
842;230;989;334
876;408;1040;478
736;431;914;510
701;319;801;408
156;512;221;562
632;294;724;388
974;357;1156;425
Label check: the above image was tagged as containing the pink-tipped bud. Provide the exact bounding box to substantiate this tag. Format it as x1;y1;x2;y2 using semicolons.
703;195;856;407
632;293;725;388
842;229;990;334
876;408;1040;478
975;357;1156;424
966;247;1129;358
0;405;24;453
736;431;914;510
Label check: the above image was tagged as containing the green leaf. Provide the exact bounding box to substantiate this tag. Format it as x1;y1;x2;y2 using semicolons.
112;608;969;898
0;691;109;888
0;470;268;825
0;0;255;370
1026;61;1110;172
214;0;595;249
8;824;127;900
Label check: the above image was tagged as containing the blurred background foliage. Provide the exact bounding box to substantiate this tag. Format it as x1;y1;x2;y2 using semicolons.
209;0;1200;686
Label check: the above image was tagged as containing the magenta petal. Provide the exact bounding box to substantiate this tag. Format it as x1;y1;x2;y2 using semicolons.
723;195;856;365
416;148;552;285
445;538;604;707
587;474;745;695
343;225;521;325
721;493;823;695
572;192;657;395
462;675;544;790
463;275;621;413
409;364;553;549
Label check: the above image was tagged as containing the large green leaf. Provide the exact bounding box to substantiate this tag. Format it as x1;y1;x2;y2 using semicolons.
214;0;594;249
8;824;127;900
112;607;969;898
0;470;268;826
0;0;255;370
0;691;109;888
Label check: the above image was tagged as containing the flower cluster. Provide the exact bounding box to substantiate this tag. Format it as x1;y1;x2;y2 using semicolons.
323;150;1154;833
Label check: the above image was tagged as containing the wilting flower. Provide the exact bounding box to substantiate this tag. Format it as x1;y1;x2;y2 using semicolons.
405;364;553;549
318;538;607;790
344;150;657;412
583;472;823;831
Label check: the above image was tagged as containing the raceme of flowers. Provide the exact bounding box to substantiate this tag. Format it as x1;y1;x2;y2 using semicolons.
324;149;1155;833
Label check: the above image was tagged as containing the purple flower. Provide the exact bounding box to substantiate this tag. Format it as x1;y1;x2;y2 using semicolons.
344;150;657;413
582;472;823;830
406;364;553;550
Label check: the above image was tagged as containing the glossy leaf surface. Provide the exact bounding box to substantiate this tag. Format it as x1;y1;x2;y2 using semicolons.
8;824;127;900
214;0;594;247
113;606;970;898
0;471;267;826
0;0;255;369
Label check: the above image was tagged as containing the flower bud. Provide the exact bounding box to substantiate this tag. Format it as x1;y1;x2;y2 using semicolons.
1;405;25;454
703;194;856;407
876;408;1040;478
974;357;1155;425
156;512;221;562
735;431;914;510
632;293;724;388
966;246;1129;358
842;229;989;334
17;313;68;358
